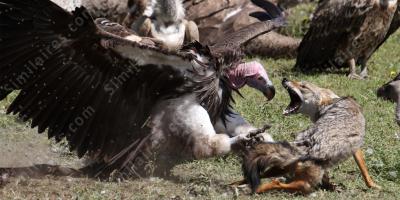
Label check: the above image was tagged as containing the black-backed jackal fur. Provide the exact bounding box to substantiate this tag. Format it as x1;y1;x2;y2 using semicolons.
236;78;380;194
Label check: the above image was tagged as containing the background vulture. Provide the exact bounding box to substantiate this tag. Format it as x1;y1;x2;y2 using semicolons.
183;0;303;58
376;3;400;50
377;73;400;126
51;0;304;58
128;0;200;50
295;0;398;79
0;0;282;177
52;0;199;50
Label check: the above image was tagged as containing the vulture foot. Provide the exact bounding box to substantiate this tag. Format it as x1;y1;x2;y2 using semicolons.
347;73;364;80
360;69;369;79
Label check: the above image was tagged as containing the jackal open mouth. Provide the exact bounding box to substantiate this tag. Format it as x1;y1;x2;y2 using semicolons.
282;79;302;115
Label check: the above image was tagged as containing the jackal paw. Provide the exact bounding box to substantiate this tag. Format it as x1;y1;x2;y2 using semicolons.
368;183;382;190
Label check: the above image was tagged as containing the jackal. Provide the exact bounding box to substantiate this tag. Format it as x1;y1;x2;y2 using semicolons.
239;78;379;194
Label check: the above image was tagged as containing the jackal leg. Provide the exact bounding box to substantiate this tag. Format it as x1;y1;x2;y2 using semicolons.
229;167;287;186
256;179;312;194
353;149;381;189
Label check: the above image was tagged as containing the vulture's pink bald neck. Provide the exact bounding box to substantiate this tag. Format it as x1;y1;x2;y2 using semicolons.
226;61;269;89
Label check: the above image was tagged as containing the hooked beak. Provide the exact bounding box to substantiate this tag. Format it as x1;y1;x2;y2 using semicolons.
264;85;276;101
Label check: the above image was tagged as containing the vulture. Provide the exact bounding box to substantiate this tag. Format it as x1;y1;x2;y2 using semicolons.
376;4;400;50
295;0;398;79
377;73;400;126
51;0;199;50
0;0;283;177
127;0;199;50
183;0;302;58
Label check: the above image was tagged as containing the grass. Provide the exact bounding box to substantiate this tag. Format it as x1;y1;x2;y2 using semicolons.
1;2;400;199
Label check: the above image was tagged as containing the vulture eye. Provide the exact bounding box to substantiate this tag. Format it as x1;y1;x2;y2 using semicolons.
257;76;264;81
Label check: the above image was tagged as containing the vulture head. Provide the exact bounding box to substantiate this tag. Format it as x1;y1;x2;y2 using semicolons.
127;0;189;50
152;0;185;25
377;73;400;102
226;61;275;100
206;0;286;101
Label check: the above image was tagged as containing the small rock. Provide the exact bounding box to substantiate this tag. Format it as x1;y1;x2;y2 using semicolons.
389;171;398;179
234;187;239;197
310;192;318;197
100;190;106;194
0;173;9;186
395;133;400;140
170;196;182;200
374;160;384;168
365;148;374;155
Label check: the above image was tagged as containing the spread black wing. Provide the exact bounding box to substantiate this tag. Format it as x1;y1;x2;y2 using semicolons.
0;0;198;172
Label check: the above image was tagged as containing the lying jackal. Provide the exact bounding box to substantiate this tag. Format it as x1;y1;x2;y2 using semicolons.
240;79;379;194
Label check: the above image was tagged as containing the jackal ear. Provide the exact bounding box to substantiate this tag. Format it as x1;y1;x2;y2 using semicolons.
319;89;339;106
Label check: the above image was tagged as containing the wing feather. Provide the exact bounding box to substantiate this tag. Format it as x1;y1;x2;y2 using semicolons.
295;0;375;70
0;0;201;173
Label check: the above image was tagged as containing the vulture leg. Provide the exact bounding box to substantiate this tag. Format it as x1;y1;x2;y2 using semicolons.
360;62;368;79
353;149;381;189
214;112;274;142
347;59;362;79
184;20;200;43
153;96;253;159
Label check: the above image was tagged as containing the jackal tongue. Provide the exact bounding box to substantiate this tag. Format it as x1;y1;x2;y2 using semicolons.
283;88;301;115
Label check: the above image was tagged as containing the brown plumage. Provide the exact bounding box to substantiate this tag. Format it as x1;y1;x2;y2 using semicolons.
376;4;400;50
296;0;398;79
184;0;301;58
241;79;379;194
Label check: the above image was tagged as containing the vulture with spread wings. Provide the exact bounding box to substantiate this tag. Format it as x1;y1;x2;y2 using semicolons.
295;0;398;79
0;0;283;176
